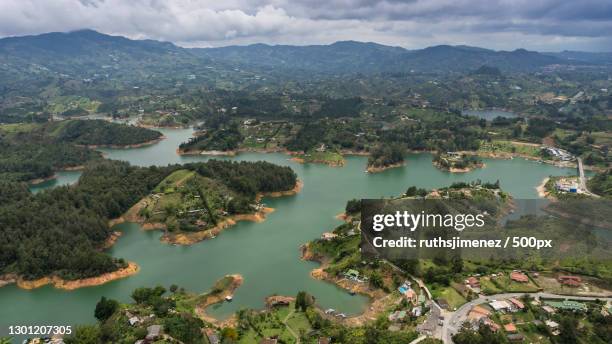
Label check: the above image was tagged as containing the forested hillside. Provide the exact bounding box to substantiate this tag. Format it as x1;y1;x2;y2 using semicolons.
0;159;297;281
0;120;163;182
0;160;171;280
48;120;163;146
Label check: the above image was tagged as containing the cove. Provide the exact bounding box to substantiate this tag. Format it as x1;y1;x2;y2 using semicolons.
3;128;580;335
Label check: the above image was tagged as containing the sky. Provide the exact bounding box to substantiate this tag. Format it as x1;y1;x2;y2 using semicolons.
0;0;611;52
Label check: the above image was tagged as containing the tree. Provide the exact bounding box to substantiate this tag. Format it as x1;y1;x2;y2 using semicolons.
451;255;464;273
131;286;166;304
220;327;238;342
64;325;101;344
295;291;314;312
94;296;119;321
370;271;384;289
164;315;204;343
169;284;178;293
558;315;579;344
345;199;361;214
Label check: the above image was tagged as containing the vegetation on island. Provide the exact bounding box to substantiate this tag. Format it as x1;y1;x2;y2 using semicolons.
367;144;405;171
0;160;297;282
433;153;484;172
136;161;297;238
0;120;163;182
0;160;170;281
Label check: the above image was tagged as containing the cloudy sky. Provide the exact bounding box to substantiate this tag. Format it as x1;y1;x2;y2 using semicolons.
1;0;611;51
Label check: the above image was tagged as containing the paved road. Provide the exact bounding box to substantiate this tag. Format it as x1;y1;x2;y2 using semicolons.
442;292;612;344
577;157;600;198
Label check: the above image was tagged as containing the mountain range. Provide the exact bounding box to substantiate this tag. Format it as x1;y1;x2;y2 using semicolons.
1;29;611;81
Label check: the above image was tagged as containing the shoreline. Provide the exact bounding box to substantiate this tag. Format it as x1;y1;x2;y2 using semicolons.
109;179;303;246
366;161;405;173
79;135;166;149
433;161;486;173
536;177;550;198
290;155;346;167
300;243;393;327
195;274;244;327
1;262;139;291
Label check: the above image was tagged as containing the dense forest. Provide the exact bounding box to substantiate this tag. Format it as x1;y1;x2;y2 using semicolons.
179;122;243;152
587;169;612;197
49;120;163;146
0;139;100;182
367;144;405;169
0;159;297;280
0;160;171;280
0;120;163;182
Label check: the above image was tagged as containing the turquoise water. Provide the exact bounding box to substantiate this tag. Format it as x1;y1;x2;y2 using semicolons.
4;128;581;339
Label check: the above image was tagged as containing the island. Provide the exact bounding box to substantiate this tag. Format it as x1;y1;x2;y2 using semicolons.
0;159;299;289
117;161;300;245
433;152;485;173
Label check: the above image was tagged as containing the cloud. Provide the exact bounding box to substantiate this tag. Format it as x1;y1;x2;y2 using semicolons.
0;0;610;51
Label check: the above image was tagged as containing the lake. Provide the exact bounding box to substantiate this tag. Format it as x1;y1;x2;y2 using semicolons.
1;128;580;338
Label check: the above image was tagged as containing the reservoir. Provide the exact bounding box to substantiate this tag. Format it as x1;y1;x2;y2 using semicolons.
2;128;579;335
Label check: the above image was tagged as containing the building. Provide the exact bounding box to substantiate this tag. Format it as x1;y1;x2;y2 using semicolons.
509;298;525;310
146;325;162;341
558;276;582;287
504;323;517;333
490;300;512;312
465;276;481;292
510;271;529;283
321;232;338;241
403;289;418;305
545;300;587;312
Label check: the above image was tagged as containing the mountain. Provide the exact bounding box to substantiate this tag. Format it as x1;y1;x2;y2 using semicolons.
546;51;612;65
0;29;600;83
0;29;206;85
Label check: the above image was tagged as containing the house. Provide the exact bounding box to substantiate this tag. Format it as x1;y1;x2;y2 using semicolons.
146;325;162;341
490;300;512;312
466;276;480;289
510;271;529;283
321;232;338;241
467;305;491;322
412;306;422;317
558;276;582;287
344;269;360;280
542;305;556;314
128;316;141;326
546;320;560;335
509;298;525;310
403;289;418;305
504;323;517;333
483;318;501;332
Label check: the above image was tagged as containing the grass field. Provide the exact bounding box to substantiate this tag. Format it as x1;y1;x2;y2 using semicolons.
153;169;195;193
431;286;467;310
478;140;542;157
